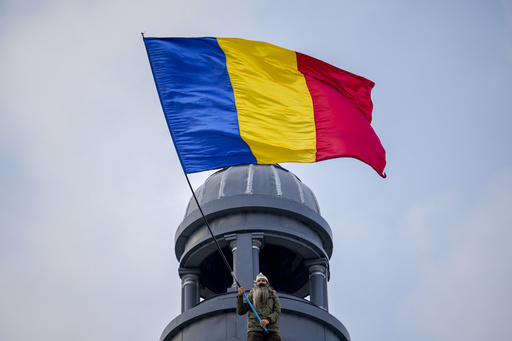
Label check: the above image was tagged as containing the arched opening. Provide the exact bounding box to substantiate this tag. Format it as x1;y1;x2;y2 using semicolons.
198;246;232;299
259;244;308;295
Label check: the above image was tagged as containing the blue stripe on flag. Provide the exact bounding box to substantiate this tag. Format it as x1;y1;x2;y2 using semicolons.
144;37;256;173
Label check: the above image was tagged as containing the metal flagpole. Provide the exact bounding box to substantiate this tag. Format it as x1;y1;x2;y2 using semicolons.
183;173;269;333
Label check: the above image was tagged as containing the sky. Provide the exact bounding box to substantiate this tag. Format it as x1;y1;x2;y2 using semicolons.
1;0;511;340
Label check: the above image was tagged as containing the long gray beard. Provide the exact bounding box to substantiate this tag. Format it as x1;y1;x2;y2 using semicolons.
253;286;269;307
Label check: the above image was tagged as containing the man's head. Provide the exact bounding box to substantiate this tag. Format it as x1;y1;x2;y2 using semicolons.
256;273;269;288
253;273;270;306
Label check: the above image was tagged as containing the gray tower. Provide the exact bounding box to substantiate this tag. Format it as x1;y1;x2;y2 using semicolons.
161;164;350;341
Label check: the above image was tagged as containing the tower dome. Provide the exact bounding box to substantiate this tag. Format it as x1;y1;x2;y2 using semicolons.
163;164;350;341
175;164;333;298
185;163;321;215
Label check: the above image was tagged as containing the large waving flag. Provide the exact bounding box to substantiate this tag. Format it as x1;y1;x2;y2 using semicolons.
143;37;386;177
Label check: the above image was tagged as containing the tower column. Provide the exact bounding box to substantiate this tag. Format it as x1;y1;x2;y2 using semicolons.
227;233;254;289
306;259;329;310
178;268;200;312
226;234;237;288
252;232;264;279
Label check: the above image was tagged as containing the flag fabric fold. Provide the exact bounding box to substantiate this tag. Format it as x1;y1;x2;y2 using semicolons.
143;37;386;177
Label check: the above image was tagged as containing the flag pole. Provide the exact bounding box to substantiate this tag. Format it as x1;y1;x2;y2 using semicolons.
183;172;269;333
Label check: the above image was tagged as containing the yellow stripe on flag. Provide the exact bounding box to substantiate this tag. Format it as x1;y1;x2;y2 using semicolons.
217;38;317;163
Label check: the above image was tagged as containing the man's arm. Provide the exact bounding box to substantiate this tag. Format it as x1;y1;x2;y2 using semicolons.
267;295;282;323
236;287;249;315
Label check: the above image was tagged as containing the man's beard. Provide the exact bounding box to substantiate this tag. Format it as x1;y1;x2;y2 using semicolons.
253;285;269;307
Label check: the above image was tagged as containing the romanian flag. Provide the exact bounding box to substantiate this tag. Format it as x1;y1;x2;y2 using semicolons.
144;37;386;177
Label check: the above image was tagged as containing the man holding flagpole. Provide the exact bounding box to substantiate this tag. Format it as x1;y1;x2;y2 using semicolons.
237;273;282;341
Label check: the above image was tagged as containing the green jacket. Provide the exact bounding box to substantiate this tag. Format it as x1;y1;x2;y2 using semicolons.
236;289;281;333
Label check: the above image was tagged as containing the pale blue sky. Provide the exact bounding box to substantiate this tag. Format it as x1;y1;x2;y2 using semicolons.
1;1;511;340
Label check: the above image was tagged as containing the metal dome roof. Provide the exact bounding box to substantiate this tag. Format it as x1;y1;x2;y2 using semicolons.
174;163;334;297
184;164;321;216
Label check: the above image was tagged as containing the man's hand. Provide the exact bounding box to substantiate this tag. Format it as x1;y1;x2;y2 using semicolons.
259;319;270;328
238;287;245;296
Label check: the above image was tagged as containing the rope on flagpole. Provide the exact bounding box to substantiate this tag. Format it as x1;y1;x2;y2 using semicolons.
183;172;269;333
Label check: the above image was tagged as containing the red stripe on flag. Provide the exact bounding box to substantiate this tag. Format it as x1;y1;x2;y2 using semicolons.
296;52;386;177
